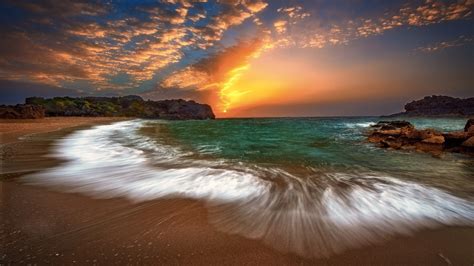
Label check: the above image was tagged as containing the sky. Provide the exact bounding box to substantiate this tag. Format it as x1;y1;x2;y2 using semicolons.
0;0;473;117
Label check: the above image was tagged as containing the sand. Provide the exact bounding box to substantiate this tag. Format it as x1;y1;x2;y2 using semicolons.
1;117;473;265
0;117;128;145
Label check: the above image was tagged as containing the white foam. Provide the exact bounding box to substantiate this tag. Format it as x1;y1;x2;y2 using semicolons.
209;172;474;257
24;120;474;258
344;122;375;128
24;120;269;203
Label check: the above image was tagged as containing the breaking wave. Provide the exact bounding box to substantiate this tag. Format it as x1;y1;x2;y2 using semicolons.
24;120;474;258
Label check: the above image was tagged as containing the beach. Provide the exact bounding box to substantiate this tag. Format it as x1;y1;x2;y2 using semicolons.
1;117;473;265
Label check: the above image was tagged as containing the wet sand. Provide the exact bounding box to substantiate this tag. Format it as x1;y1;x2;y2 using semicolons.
1;118;473;265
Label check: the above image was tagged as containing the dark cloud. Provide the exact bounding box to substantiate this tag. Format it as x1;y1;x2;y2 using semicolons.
0;0;267;90
0;80;85;104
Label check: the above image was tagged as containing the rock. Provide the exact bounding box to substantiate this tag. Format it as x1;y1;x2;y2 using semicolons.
386;95;474;117
414;142;444;154
462;136;474;148
368;133;385;143
443;131;468;140
0;104;45;119
418;129;442;140
372;120;413;129
379;127;402;136
464;119;474;132
381;137;402;149
468;126;474;137
402;128;420;139
372;121;414;136
443;131;469;147
421;135;445;144
367;119;473;156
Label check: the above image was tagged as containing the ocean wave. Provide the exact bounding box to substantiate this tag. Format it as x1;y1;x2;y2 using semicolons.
23;120;474;258
343;122;375;128
24;120;269;202
209;172;474;257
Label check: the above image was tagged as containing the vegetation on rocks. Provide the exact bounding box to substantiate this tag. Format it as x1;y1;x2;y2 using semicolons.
0;95;215;120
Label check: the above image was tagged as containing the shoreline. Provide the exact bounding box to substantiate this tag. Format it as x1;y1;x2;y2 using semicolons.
1;118;473;264
1;117;130;178
0;117;130;145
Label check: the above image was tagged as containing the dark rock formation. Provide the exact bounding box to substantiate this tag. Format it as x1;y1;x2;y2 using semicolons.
368;120;474;156
0;104;45;119
388;95;474;117
23;96;215;120
465;118;474;132
141;99;215;120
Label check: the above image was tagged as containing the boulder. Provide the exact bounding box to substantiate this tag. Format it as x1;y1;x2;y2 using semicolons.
381;137;402;149
421;135;445;144
414;142;444;155
443;131;468;140
372;120;413;136
367;119;473;156
379;127;402;136
368;133;385;143
462;136;474;148
418;129;442;140
464;119;474;132
372;120;413;129
443;131;469;147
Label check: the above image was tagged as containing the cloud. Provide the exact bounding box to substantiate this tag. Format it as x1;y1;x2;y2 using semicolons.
277;5;310;21
243;0;268;13
0;79;86;104
415;35;474;52
159;0;473;113
0;0;268;90
1;0;472;114
161;36;271;112
273;20;287;34
9;0;109;18
271;0;473;50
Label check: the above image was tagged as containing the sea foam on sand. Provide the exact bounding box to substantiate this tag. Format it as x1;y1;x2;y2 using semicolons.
24;120;474;258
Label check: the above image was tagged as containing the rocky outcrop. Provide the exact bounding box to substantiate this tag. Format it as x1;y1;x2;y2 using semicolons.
0;104;45;119
23;96;215;120
465;118;474;132
141;99;215;120
368;120;474;155
388;95;474;117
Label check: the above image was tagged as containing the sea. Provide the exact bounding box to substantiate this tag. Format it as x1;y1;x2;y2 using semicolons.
24;117;474;257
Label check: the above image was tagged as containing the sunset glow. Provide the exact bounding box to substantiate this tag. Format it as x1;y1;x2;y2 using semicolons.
0;0;473;116
1;1;474;264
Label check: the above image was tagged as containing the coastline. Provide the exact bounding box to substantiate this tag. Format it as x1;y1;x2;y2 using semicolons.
1;118;473;264
0;117;130;145
1;117;130;178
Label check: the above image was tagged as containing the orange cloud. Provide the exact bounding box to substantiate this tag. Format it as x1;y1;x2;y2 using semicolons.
161;36;272;113
0;0;268;90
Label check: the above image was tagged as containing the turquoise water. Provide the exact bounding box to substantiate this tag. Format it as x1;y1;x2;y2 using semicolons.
158;117;473;193
25;117;474;258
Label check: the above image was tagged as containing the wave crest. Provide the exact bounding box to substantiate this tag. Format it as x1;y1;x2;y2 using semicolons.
24;120;474;258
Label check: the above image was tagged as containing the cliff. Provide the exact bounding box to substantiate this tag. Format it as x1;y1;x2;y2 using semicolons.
0;96;215;120
388;95;474;117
